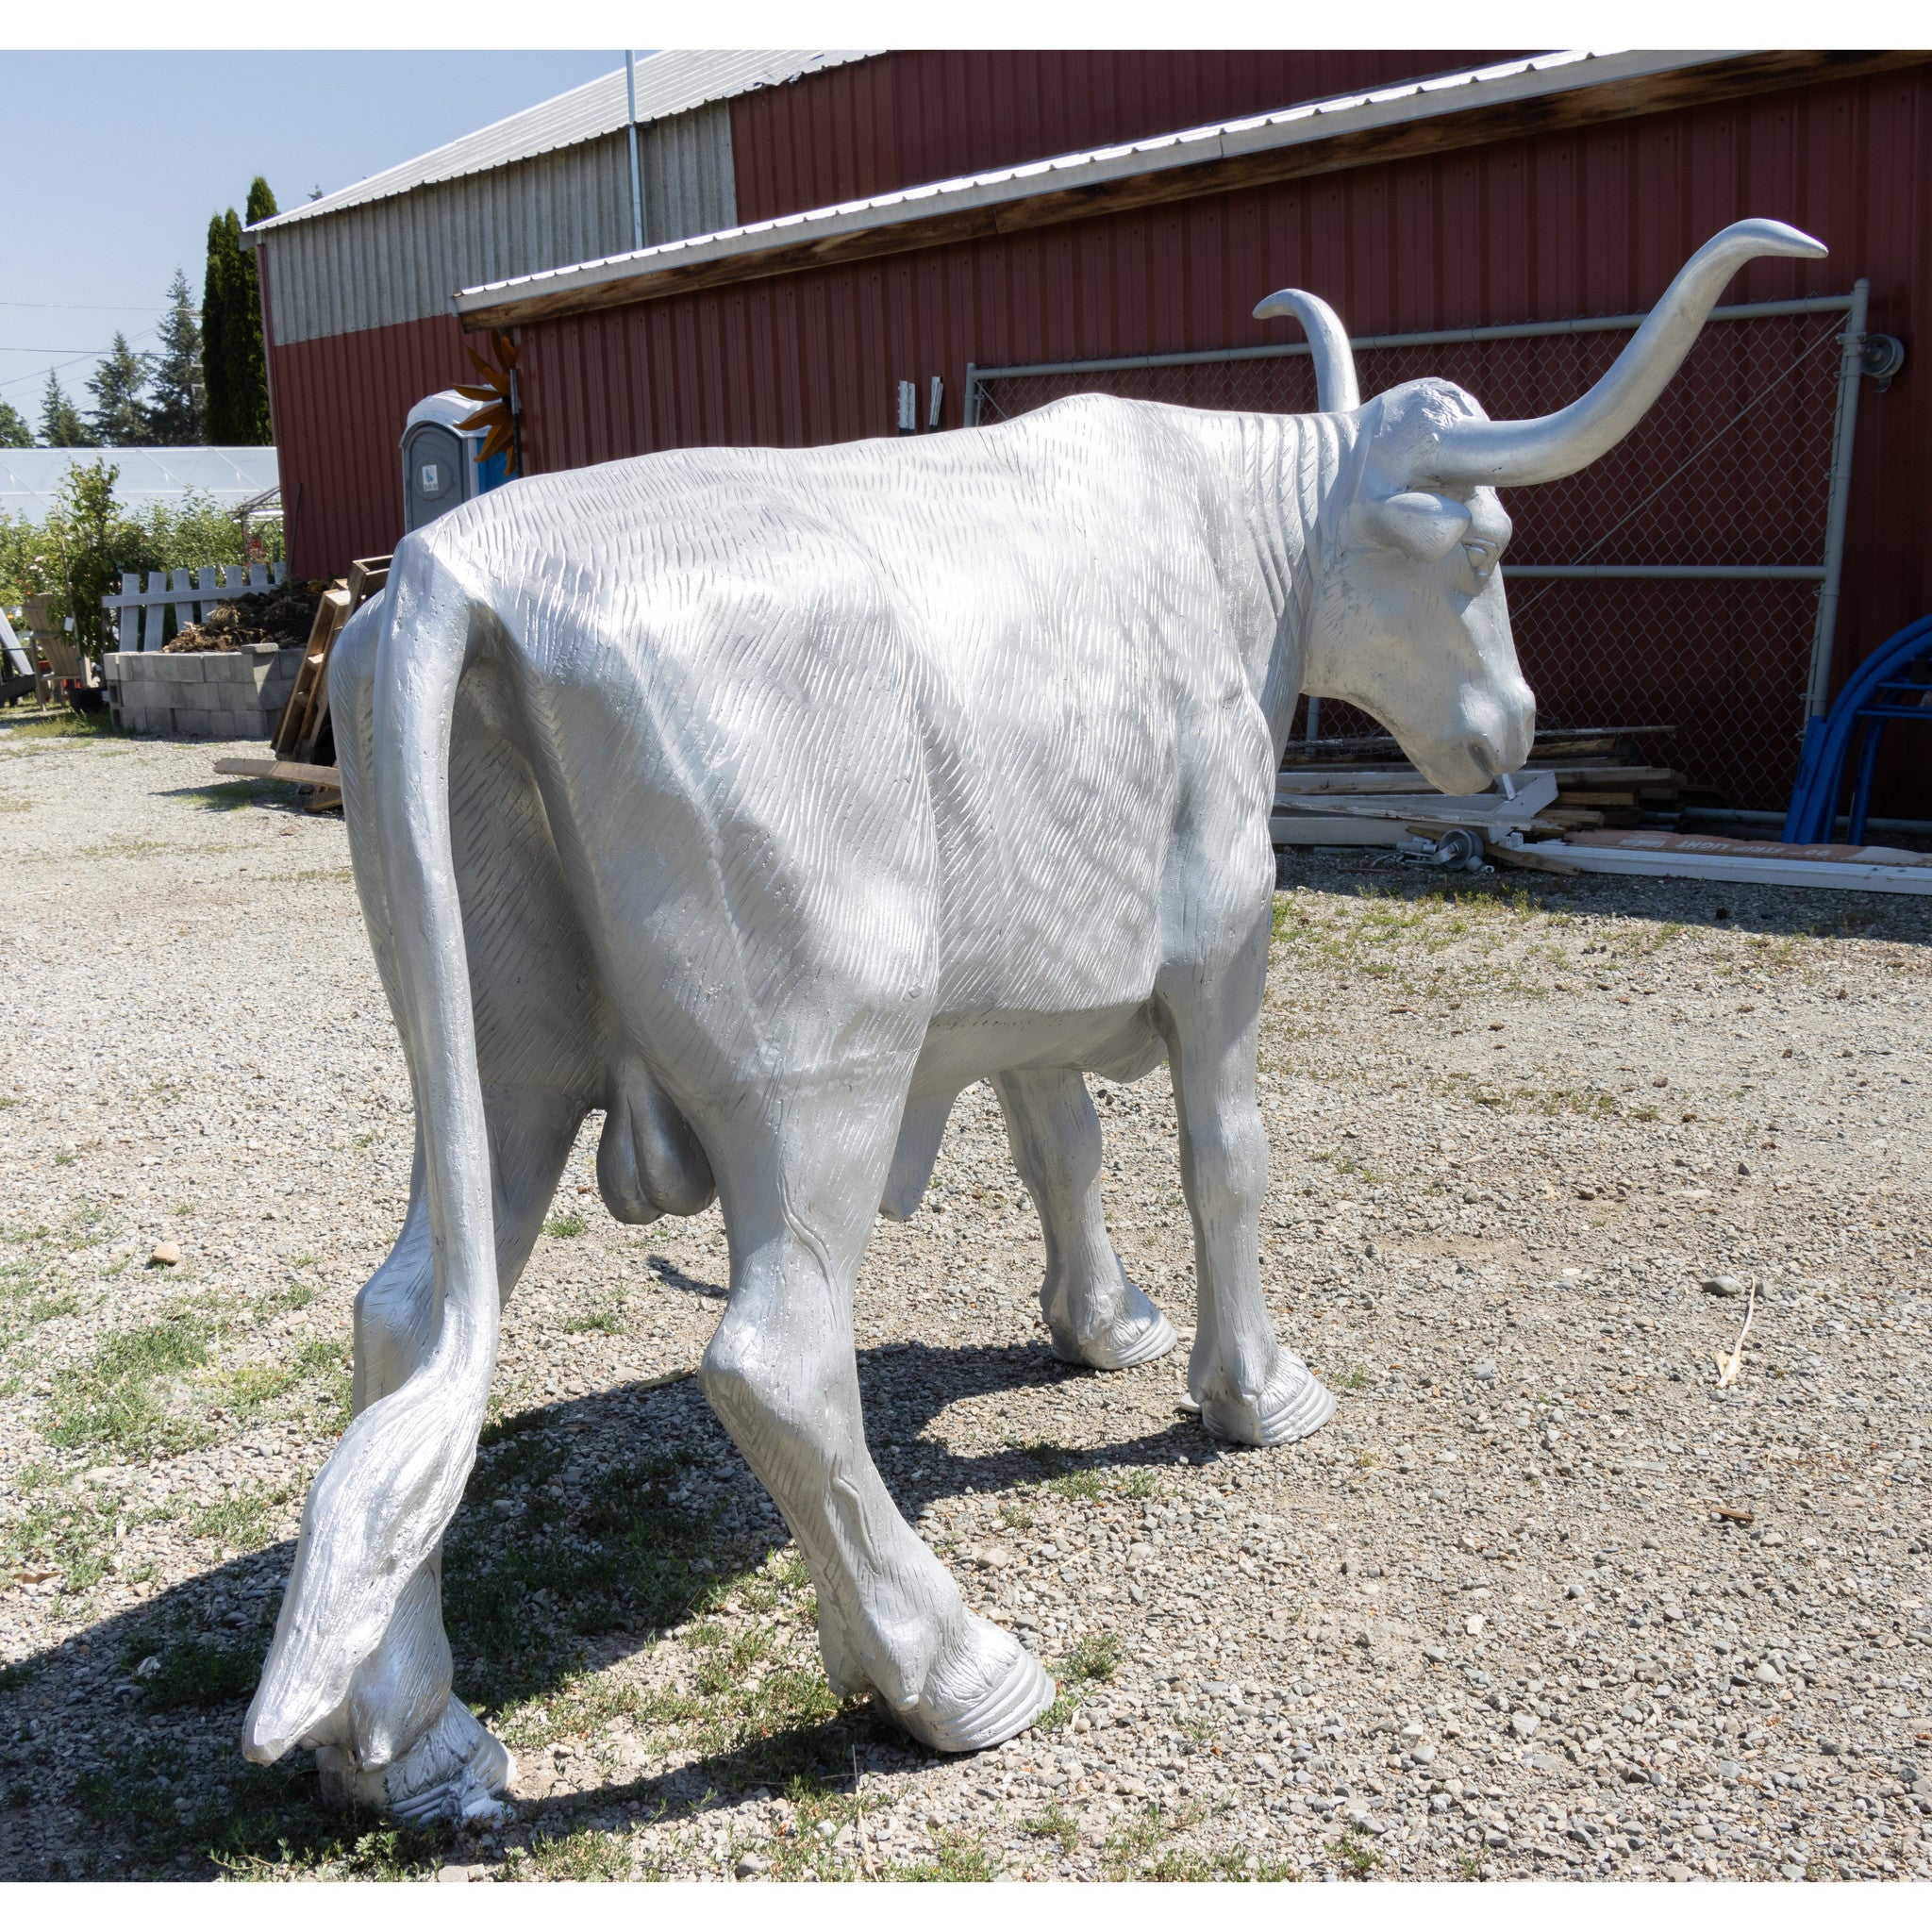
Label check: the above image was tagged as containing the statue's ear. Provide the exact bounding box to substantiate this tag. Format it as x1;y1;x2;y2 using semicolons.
1361;491;1471;563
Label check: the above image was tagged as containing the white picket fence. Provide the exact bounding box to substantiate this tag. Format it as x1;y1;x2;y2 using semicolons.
102;561;289;653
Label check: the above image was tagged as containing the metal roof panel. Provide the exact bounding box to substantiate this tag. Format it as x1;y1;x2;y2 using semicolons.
249;49;878;233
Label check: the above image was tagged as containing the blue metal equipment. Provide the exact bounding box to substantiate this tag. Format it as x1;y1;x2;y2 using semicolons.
1782;611;1932;844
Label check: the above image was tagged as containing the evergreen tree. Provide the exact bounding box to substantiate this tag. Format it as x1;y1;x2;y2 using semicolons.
203;178;278;445
0;401;31;447
85;332;153;446
202;208;243;443
38;371;93;447
142;268;205;444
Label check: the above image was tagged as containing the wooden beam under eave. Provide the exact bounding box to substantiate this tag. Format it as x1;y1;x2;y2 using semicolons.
458;49;1925;331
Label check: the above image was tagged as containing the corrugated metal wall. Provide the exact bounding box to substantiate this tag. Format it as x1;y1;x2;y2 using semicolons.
262;98;739;571
728;50;1513;224
271;314;467;575
523;62;1929;812
266;104;736;343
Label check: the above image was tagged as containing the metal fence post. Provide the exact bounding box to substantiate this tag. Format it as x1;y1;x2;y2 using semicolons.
1802;277;1870;723
963;362;980;429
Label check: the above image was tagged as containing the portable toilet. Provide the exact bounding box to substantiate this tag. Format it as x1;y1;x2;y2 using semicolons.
400;391;510;535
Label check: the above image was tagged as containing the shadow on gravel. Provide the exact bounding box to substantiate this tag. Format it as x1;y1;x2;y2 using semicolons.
156;777;312;816
0;1338;1211;1879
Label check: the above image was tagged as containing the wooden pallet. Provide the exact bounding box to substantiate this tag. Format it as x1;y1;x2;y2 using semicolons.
211;755;343;813
269;554;391;763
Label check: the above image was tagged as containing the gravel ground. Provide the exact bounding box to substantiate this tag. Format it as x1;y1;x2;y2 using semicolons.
0;707;1927;1884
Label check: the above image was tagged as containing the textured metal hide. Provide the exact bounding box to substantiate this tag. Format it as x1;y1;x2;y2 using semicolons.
241;220;1822;1823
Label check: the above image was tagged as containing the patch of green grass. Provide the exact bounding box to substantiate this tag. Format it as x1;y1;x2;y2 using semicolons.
1024;1804;1079;1855
0;1486;117;1592
1060;1631;1123;1683
73;1738;455;1879
1047;1466;1107;1502
543;1211;589;1239
1034;1690;1080;1732
190;1484;286;1549
192;778;295;812
1335;1823;1383;1878
140;1636;261;1711
893;1830;996;1880
1;708;126;744
214;1359;295;1420
441;1438;785;1730
294;1336;351;1425
562;1303;624;1335
0;1091;23;1107
1333;1363;1373;1391
508;1825;635;1881
1118;1468;1159;1499
45;1313;212;1457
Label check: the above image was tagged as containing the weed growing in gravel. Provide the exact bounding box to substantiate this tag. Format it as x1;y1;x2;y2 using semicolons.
1335;1823;1384;1878
507;1826;636;1880
562;1302;625;1335
892;1830;996;1880
1;708;126;745
191;1484;287;1550
1024;1804;1080;1854
46;1312;211;1457
544;1211;589;1239
0;1486;117;1591
1060;1631;1123;1683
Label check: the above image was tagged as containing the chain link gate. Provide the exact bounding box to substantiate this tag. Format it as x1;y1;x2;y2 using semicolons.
966;291;1867;812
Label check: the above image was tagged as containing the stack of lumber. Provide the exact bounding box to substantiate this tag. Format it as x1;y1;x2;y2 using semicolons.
213;555;390;815
1276;725;1717;839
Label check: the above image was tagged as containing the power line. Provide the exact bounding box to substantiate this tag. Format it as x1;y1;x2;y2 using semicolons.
0;300;188;312
0;324;165;403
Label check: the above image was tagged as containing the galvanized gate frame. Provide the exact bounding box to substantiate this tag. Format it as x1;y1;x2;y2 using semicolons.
965;287;1869;743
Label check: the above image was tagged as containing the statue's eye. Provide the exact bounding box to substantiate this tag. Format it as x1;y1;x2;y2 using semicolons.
1462;541;1498;580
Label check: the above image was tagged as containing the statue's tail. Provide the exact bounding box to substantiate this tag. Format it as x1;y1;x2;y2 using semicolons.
243;539;497;1762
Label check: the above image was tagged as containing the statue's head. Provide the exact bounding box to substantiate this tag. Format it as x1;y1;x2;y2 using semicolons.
1257;218;1827;794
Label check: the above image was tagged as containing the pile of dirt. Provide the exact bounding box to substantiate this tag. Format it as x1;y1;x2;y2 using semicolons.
161;581;327;653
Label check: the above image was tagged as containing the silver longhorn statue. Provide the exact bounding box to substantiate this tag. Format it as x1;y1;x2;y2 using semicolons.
242;219;1824;1822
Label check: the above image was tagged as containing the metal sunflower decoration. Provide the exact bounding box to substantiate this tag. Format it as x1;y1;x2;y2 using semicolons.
456;330;523;476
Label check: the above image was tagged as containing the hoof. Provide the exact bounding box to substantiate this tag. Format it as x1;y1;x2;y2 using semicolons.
1049;1274;1178;1372
895;1614;1055;1754
317;1693;514;1825
1198;1350;1335;1447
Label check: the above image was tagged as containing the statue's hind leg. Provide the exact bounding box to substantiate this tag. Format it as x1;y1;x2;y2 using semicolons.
697;1069;1055;1753
995;1068;1176;1370
302;1084;581;1823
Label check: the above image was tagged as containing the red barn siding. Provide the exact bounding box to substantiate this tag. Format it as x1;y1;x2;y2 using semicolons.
269;312;473;576
729;50;1515;223
525;62;1929;813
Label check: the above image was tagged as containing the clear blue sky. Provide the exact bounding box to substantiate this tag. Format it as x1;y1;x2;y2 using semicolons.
0;51;622;427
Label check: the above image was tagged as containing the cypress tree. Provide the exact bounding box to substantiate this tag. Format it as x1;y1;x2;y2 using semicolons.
202;208;244;443
235;177;277;443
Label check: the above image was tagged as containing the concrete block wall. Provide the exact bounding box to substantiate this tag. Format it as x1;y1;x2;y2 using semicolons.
103;645;305;741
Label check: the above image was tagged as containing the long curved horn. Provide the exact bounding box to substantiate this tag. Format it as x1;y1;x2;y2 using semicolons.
1253;288;1360;412
1421;218;1827;488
